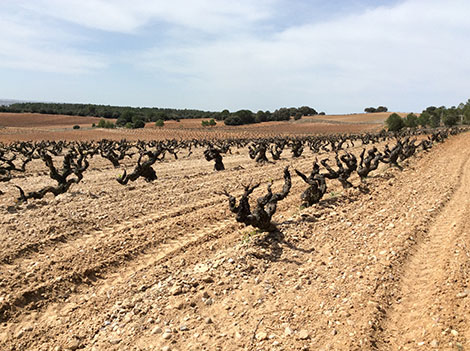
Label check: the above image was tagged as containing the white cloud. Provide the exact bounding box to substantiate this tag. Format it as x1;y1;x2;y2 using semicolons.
17;0;276;33
133;0;470;112
0;10;107;73
2;0;470;112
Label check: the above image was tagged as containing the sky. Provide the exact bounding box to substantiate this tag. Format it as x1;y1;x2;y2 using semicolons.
1;0;470;114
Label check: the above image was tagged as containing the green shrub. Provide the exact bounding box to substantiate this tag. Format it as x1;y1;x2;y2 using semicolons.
442;110;460;127
403;113;419;128
385;113;405;131
133;119;145;129
96;118;115;129
155;119;164;127
73;125;80;130
104;121;115;129
97;119;107;128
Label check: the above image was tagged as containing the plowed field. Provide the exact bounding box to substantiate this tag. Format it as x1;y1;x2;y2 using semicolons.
0;114;469;351
0;112;383;142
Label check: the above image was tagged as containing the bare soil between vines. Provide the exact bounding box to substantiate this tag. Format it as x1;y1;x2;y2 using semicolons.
0;125;469;350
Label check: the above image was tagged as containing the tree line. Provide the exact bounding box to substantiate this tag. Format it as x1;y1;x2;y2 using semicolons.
385;99;470;131
0;102;320;128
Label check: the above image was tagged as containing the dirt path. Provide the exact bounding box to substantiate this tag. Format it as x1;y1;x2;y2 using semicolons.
375;145;470;350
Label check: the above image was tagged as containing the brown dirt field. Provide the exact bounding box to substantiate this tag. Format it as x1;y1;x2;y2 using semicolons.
0;131;469;350
305;112;409;125
0;113;106;128
0;113;383;143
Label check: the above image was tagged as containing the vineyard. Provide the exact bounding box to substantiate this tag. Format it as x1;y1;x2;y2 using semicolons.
0;121;469;350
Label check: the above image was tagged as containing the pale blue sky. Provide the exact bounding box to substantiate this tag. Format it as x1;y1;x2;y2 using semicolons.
1;0;469;113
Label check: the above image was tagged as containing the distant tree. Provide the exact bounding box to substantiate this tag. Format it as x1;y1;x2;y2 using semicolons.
209;118;216;126
365;106;388;113
364;107;377;113
318;112;326;115
133;119;146;128
386;113;405;131
272;108;291;121
234;109;255;124
294;112;303;120
376;106;388;112
218;109;230;121
155;111;168;121
155;119;164;127
403;113;419;128
463;103;470;125
298;106;317;116
97;119;107;128
429;114;441;128
116;110;134;127
224;116;243;125
442;107;460;127
418;111;430;127
255;110;267;123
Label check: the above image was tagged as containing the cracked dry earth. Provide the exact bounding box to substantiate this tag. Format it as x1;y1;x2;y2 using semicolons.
0;133;469;351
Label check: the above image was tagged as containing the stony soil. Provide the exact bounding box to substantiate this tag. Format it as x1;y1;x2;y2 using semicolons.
0;131;469;351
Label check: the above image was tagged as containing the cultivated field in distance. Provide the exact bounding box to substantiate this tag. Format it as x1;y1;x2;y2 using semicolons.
0;112;395;142
0;112;469;351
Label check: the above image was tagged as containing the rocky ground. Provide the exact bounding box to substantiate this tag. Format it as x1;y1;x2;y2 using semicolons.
0;132;469;350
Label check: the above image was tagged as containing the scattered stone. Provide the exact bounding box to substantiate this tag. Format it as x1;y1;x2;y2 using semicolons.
256;332;268;341
161;346;171;351
205;317;213;324
298;330;310;340
456;292;468;298
430;340;439;347
284;326;293;336
204;298;213;306
451;329;459;336
151;326;163;335
162;332;172;340
64;340;80;351
109;338;121;345
170;285;183;296
202;276;214;283
180;325;189;331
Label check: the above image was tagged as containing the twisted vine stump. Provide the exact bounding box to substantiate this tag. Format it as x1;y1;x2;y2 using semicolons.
221;167;291;232
295;160;327;207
